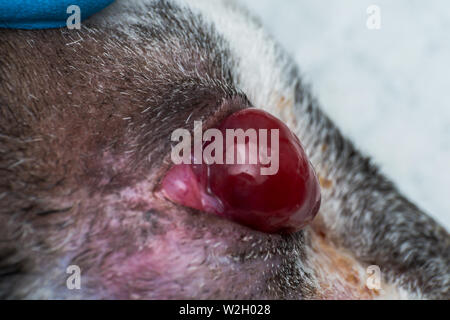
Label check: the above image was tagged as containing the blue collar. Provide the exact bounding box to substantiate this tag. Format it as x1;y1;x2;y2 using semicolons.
0;0;114;29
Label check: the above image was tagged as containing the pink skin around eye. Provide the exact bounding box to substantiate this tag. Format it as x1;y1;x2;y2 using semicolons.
161;108;321;234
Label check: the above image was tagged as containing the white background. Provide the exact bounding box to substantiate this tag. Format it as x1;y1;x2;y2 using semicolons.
241;0;450;230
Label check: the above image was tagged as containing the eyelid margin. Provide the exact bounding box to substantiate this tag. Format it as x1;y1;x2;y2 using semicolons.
151;94;250;192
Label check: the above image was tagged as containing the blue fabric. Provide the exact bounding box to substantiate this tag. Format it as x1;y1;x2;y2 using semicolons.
0;0;114;29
